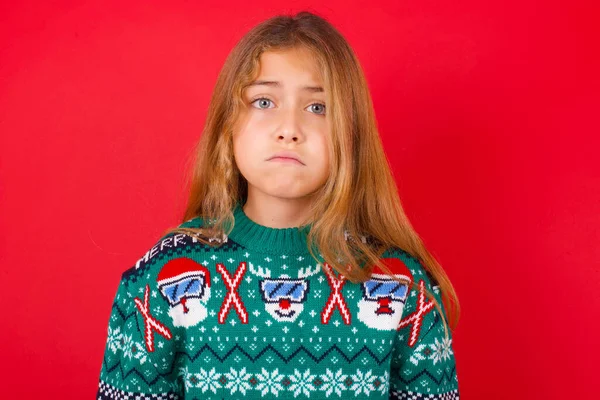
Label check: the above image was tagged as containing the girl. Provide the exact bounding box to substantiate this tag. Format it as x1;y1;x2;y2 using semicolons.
97;11;460;400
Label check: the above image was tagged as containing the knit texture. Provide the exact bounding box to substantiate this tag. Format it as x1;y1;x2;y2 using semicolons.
97;203;459;399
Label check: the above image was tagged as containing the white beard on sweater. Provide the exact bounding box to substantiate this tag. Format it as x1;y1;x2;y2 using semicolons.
357;298;406;331
167;291;210;328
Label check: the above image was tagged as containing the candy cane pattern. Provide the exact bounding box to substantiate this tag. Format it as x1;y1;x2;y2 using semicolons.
396;279;435;347
216;262;249;324
133;284;173;352
320;263;352;325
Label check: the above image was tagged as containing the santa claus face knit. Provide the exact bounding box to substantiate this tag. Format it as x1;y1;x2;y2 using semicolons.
96;203;459;399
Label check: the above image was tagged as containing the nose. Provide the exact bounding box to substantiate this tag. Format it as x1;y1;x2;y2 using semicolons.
378;298;390;307
279;299;291;309
276;108;304;143
278;132;299;143
180;297;189;313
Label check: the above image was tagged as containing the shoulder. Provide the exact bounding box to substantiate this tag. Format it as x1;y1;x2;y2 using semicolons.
119;217;216;284
178;216;204;229
380;246;440;289
110;218;231;335
381;247;449;337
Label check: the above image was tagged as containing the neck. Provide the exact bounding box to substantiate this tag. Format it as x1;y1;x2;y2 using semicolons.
243;190;314;229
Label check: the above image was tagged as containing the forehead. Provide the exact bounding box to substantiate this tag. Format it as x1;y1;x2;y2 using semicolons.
248;48;324;89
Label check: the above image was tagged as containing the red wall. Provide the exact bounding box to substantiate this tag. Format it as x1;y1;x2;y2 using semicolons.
1;1;597;398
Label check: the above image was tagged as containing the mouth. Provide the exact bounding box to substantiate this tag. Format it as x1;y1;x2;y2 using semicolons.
267;152;305;165
275;309;297;318
268;156;304;165
375;305;394;315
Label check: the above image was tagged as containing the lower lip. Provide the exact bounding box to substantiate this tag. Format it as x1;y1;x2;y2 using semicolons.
269;157;303;165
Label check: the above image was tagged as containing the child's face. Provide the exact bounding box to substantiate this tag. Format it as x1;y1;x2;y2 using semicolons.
233;47;330;205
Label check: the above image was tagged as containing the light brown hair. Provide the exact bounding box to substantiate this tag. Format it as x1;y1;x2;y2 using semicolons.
163;11;460;335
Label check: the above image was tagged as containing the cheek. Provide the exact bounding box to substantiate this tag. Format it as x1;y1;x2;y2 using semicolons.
233;117;265;150
232;112;258;161
317;135;331;170
233;131;261;173
232;134;248;169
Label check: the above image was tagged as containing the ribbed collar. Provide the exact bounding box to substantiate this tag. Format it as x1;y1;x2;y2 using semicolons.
228;202;313;254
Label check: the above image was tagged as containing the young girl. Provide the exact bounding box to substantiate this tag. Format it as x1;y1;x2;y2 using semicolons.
97;11;460;400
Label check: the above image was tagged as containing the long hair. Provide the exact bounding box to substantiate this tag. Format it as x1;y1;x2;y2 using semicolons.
163;11;460;334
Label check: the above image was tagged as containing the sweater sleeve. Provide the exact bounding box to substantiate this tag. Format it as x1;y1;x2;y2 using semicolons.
96;241;183;399
388;256;460;399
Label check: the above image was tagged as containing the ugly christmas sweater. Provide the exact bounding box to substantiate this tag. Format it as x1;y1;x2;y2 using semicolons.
97;203;459;400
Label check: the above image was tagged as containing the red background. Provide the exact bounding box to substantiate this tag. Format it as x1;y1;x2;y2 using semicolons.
1;1;598;398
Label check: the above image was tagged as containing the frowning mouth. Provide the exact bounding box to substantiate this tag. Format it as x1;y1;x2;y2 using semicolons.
269;157;304;165
267;151;305;165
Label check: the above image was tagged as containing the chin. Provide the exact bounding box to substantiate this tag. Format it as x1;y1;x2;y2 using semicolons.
258;184;315;199
246;176;325;201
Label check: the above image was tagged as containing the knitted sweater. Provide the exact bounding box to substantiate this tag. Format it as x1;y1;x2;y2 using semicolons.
97;203;459;399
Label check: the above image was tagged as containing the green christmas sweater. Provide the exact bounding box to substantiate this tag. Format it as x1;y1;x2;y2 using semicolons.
97;203;459;399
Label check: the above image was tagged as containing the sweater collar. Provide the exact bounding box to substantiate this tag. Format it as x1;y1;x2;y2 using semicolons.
228;202;313;254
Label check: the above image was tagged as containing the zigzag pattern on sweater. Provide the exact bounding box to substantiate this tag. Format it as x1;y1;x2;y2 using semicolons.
175;343;391;365
391;365;458;388
110;306;136;322
104;344;391;385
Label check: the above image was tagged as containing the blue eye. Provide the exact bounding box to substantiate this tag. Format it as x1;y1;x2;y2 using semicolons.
251;97;275;109
308;103;326;115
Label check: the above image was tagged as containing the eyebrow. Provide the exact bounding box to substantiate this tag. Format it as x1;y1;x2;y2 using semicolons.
247;80;324;93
